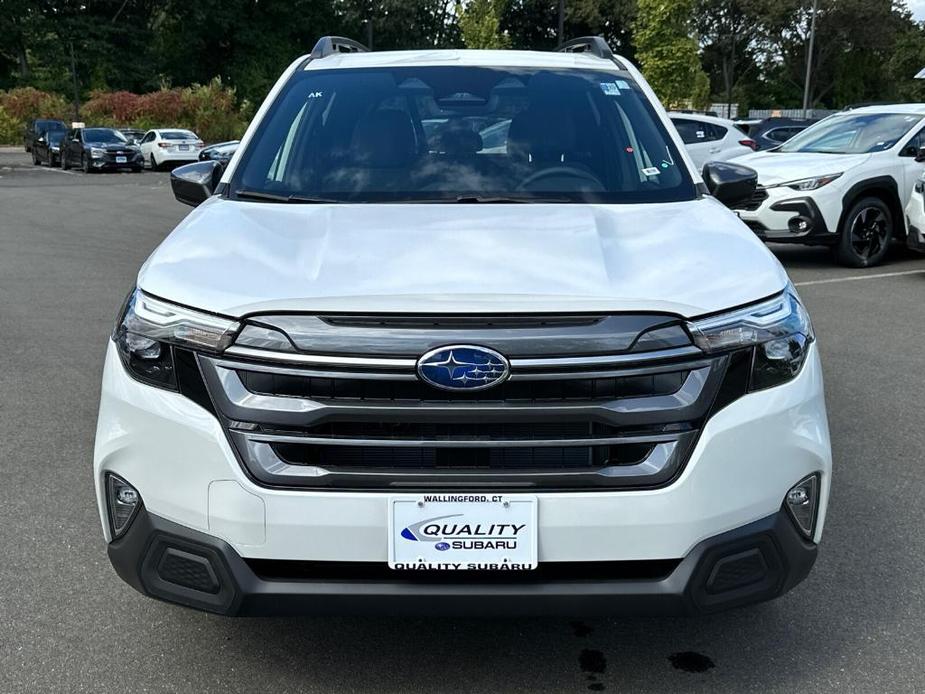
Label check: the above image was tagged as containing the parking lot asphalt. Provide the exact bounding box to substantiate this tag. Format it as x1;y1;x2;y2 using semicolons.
1;147;924;693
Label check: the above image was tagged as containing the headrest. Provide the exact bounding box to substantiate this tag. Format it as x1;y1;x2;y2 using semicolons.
350;109;416;167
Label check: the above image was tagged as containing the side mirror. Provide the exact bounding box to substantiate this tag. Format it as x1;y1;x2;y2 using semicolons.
916;146;925;163
702;161;758;208
170;160;223;207
37;136;46;144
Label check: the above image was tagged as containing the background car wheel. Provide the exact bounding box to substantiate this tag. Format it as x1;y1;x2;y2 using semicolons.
835;197;892;268
149;154;158;171
61;152;70;170
32;150;40;166
81;153;91;174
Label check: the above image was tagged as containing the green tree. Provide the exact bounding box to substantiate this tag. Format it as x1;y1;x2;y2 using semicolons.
633;0;709;108
457;0;509;49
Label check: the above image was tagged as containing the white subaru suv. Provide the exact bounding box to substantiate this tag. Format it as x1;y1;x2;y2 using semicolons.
94;36;831;616
732;104;925;267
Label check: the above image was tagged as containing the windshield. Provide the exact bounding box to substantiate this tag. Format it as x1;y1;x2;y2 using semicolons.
230;66;694;203
84;128;127;144
46;131;65;144
778;113;922;154
162;130;196;140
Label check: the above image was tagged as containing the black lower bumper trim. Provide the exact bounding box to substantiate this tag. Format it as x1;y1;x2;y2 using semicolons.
751;197;836;246
107;507;817;617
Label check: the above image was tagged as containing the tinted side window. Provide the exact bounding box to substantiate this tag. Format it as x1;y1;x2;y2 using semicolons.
672;118;704;145
903;126;925;154
707;123;727;141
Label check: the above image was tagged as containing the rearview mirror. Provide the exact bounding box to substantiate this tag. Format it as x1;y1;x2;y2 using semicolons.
170;160;223;207
702;161;758;209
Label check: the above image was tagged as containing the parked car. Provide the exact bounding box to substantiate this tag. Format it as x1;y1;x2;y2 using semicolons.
60;127;144;173
198;140;239;167
732;104;925;266
95;36;830;618
139;129;204;170
118;128;146;145
23;118;67;153
669;112;757;169
748;117;817;150
31;129;67;167
904;169;925;253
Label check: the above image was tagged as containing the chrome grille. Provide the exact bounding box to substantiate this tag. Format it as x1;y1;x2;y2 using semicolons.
197;313;743;490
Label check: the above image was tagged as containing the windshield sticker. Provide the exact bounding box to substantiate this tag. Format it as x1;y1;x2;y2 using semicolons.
600;82;621;96
641;166;660;176
616;80;630;90
696;130;705;138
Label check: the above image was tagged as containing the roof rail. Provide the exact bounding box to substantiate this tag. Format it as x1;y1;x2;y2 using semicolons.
556;36;614;60
310;36;370;60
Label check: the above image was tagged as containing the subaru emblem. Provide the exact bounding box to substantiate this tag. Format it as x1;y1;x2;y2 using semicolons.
416;345;510;391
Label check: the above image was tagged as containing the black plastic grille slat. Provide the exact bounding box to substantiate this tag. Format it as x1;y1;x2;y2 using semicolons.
264;420;673;441
271;442;654;470
320;314;605;329
736;187;769;211
245;558;682;583
238;370;686;403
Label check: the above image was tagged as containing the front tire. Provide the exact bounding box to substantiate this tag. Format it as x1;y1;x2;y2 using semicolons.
835;197;892;268
61;151;70;170
81;153;90;174
32;149;40;166
149;154;159;171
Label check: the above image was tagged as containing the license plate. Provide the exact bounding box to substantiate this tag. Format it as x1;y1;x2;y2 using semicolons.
179;144;189;151
115;156;127;163
389;494;537;570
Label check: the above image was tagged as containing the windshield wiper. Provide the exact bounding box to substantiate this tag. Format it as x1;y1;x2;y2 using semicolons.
235;189;341;204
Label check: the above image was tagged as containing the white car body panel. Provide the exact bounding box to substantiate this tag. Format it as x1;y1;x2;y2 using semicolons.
137;197;786;319
669;113;754;169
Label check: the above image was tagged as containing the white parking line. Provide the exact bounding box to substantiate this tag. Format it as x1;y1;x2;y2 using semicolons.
795;269;925;287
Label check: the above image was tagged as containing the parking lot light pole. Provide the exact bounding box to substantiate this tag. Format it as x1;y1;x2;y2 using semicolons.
802;0;818;119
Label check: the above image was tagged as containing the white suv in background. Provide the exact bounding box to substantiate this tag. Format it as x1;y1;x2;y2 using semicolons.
94;36;831;617
732;104;925;266
138;129;204;170
669;112;757;169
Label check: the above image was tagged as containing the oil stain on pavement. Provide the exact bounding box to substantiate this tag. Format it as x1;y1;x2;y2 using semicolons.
668;651;716;673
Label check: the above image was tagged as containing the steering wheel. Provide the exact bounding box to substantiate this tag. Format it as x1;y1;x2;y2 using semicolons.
517;166;604;192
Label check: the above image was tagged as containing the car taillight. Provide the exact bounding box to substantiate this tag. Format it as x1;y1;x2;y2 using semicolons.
157;142;173;148
195;140;204;148
739;138;758;151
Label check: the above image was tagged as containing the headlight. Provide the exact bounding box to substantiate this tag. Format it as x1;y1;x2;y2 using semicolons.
687;288;814;391
769;173;842;191
113;288;239;389
90;147;106;158
50;145;60;152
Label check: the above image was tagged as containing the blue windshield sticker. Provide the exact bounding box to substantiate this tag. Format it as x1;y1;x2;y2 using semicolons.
600;82;620;96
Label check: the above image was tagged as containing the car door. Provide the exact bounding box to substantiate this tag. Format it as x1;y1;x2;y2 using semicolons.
671;118;714;169
139;131;154;159
897;121;925;203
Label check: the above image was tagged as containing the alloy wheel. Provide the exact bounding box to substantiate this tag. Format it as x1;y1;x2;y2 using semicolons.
848;206;888;260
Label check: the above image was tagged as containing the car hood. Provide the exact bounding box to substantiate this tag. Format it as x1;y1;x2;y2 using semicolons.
138;197;789;319
732;151;871;185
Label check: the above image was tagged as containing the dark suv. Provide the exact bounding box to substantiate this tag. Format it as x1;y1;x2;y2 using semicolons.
23;119;67;153
61;127;144;173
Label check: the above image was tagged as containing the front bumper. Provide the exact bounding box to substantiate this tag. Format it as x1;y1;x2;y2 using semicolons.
736;185;841;245
109;505;817;616
91;153;144;170
95;339;831;615
905;190;925;252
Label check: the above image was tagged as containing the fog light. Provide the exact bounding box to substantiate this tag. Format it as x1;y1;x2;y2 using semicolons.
107;473;142;539
784;474;819;539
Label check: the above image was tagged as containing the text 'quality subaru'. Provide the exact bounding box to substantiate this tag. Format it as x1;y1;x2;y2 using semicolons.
94;36;831;616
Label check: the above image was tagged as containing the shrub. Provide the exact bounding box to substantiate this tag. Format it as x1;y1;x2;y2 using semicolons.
82;90;142;126
0;106;21;145
0;80;251;145
0;87;69;123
